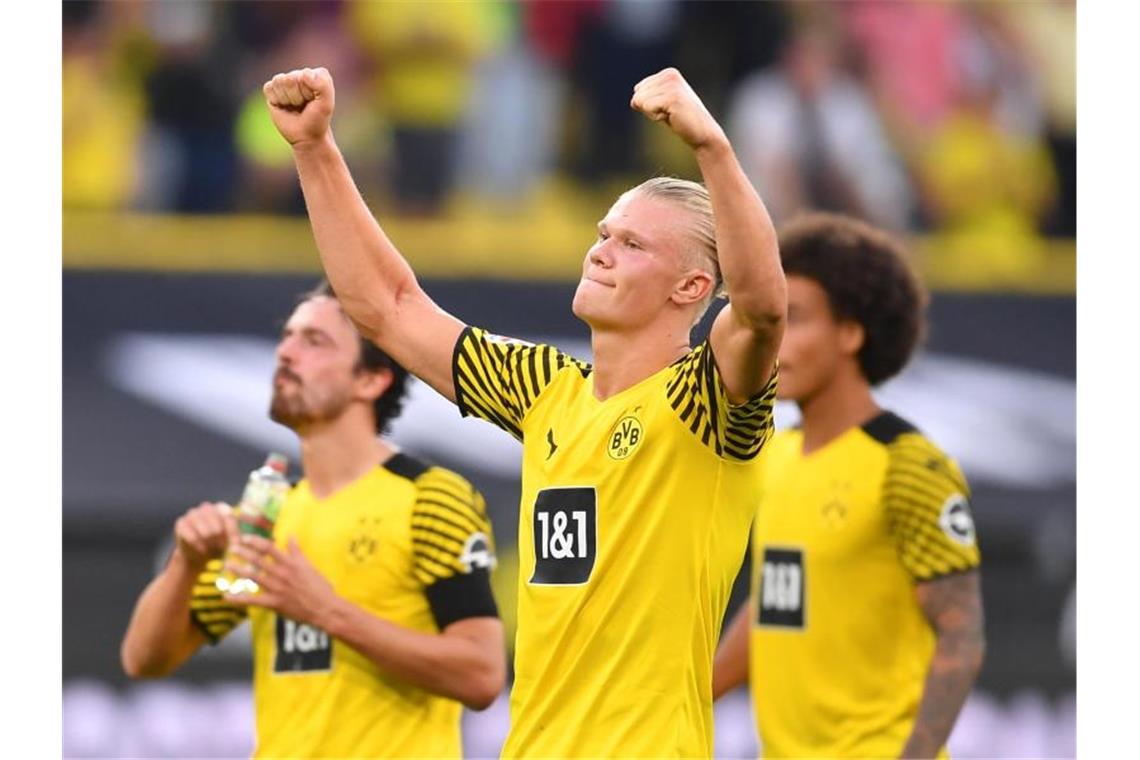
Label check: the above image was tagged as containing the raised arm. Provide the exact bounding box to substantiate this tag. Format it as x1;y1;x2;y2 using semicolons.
631;69;786;403
263;68;465;401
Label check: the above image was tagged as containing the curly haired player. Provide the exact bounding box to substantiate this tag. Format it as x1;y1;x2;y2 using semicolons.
713;213;985;759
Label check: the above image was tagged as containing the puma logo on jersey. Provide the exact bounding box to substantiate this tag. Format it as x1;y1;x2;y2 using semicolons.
546;428;558;460
607;415;644;460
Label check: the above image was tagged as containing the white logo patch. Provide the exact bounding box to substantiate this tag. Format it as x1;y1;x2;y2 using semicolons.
458;532;496;572
939;494;976;546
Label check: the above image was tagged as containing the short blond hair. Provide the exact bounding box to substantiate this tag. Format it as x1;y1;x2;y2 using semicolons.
628;177;724;319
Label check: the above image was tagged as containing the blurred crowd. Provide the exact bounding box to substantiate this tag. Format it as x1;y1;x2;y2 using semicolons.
63;0;1075;247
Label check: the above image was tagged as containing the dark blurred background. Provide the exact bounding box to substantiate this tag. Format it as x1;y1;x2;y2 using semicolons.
62;1;1075;757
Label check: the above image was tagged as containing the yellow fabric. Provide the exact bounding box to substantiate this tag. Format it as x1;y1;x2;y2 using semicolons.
454;327;776;757
749;422;980;759
190;462;494;758
62;56;143;209
348;0;490;126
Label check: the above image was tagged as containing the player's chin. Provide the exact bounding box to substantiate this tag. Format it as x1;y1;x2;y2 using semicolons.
268;399;306;430
772;370;801;402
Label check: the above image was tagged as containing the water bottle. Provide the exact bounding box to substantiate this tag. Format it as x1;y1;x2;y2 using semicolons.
215;453;290;595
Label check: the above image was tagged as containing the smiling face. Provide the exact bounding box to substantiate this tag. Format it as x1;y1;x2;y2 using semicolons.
571;190;714;334
269;296;389;432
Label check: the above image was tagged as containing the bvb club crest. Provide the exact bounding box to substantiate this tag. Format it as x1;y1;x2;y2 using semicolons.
607;413;644;460
348;516;383;564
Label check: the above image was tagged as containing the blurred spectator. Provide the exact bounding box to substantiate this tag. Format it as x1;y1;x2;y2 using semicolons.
841;1;968;134
138;2;242;213
910;12;1058;281
674;0;789;120
571;0;680;185
232;3;363;214
987;0;1076;237
348;0;493;216
63;1;146;210
726;15;913;230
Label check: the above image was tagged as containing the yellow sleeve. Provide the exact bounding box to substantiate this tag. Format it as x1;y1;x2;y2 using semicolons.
452;325;587;441
189;559;248;644
884;434;982;581
410;467;497;586
665;339;778;461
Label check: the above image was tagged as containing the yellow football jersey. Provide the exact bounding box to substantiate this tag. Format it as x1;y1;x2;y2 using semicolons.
189;454;498;759
749;412;981;759
452;326;777;757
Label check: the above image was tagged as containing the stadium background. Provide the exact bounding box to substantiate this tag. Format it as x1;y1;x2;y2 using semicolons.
62;1;1075;757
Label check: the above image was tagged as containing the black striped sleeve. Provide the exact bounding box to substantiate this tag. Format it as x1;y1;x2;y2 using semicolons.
666;339;778;461
883;433;982;581
451;326;585;442
411;467;499;629
189;559;248;644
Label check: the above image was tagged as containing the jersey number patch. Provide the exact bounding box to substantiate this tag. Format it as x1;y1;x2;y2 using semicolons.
274;615;332;673
757;548;805;629
530;487;597;585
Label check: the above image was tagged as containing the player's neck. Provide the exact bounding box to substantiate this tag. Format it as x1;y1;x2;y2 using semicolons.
797;370;879;456
297;414;395;500
589;323;690;401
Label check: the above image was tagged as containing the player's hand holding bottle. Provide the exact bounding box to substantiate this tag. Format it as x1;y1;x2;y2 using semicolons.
173;501;238;572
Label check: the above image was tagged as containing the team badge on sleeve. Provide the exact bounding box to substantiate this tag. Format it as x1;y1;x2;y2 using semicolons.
458;532;496;573
938;494;976;546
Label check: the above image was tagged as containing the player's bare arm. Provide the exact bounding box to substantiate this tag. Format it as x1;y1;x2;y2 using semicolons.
263;68;465;401
225;535;505;710
712;601;752;700
121;502;238;678
901;570;986;759
631;68;786;403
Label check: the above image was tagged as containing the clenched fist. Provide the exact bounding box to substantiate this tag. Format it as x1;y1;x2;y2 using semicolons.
173;501;238;571
263;67;336;147
630;68;727;152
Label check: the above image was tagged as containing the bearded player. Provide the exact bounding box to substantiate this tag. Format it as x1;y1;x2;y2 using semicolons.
261;66;785;757
121;282;505;757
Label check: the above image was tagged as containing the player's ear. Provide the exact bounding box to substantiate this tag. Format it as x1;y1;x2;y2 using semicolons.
354;366;393;403
837;320;865;356
671;269;714;308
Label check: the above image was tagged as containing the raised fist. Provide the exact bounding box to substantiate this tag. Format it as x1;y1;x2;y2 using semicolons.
630;68;727;152
263;67;336;147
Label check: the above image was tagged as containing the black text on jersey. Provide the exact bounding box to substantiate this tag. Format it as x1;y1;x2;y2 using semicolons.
529;487;597;585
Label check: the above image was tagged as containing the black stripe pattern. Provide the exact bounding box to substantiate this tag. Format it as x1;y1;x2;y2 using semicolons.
411;467;496;587
452;327;589;442
189;558;248;643
883;433;981;580
666;340;778;461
